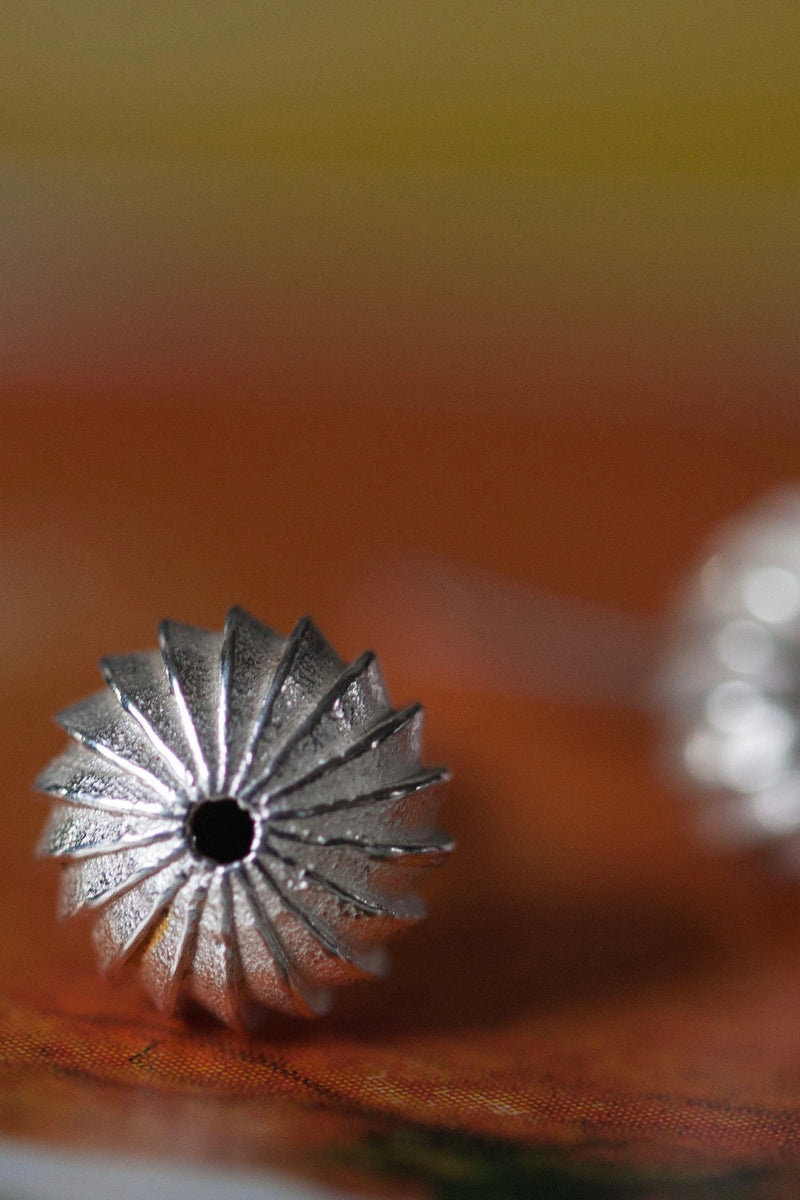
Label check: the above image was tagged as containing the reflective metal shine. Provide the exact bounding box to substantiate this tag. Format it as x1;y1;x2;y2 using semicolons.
661;488;800;860
35;610;451;1025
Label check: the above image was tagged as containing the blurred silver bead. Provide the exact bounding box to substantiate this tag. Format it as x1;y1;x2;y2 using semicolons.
662;488;800;859
36;609;451;1025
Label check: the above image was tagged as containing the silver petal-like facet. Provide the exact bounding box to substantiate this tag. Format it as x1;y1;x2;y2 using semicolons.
36;609;451;1024
158;621;224;795
99;650;197;795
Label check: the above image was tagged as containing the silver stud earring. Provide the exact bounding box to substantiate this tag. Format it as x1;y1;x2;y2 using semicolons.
35;608;452;1026
661;488;800;865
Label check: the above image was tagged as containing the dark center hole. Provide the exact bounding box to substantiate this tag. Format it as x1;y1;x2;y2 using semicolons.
188;798;257;865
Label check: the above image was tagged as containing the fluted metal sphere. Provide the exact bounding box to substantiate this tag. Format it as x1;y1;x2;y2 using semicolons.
36;609;451;1025
661;488;800;860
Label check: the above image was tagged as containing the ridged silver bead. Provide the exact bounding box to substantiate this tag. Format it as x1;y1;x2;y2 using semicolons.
661;489;800;860
36;609;451;1025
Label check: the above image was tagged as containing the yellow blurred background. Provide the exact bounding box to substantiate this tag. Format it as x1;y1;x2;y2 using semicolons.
2;3;798;421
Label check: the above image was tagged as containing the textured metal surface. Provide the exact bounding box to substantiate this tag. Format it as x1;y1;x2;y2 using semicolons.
36;609;451;1025
661;488;800;862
